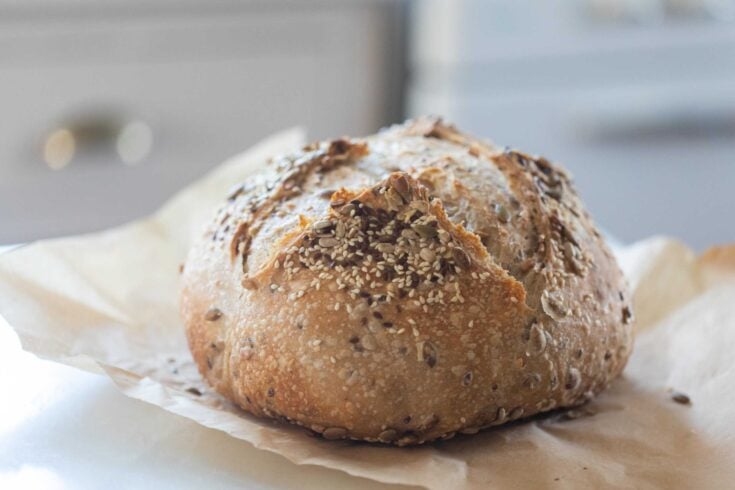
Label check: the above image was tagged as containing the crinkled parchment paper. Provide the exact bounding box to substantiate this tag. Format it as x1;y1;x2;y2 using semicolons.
1;129;734;489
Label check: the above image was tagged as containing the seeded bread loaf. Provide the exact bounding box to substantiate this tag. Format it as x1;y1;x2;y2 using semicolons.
180;117;634;445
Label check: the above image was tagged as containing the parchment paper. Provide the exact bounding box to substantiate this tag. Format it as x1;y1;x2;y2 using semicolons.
1;129;734;489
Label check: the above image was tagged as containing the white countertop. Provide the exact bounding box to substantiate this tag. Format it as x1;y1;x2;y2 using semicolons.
0;316;405;490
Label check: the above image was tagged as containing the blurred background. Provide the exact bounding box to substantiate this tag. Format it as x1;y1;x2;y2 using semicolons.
1;0;733;249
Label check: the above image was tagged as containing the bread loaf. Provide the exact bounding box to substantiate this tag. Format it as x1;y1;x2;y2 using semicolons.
180;117;633;445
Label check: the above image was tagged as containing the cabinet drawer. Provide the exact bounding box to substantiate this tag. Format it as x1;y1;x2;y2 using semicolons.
409;79;735;249
0;3;402;242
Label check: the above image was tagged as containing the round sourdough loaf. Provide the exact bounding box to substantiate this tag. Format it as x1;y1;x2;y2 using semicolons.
180;117;633;445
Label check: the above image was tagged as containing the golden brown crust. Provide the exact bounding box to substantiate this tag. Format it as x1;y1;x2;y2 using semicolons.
180;117;634;445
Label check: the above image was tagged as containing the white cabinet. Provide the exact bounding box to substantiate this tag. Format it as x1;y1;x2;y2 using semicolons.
408;0;735;249
0;1;405;242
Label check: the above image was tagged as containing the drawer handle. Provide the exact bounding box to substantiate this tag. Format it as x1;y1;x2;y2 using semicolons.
43;113;153;170
574;104;735;143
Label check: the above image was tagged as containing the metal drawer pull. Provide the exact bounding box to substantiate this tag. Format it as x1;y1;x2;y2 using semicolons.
574;104;735;143
43;113;153;170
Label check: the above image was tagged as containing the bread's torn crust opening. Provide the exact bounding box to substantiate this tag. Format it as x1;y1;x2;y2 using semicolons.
246;171;528;312
225;137;370;279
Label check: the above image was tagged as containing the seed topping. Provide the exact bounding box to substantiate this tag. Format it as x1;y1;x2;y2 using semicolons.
494;203;510;223
671;391;691;405
322;427;348;440
269;173;482;315
204;308;223;321
526;323;547;356
565;367;581;390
